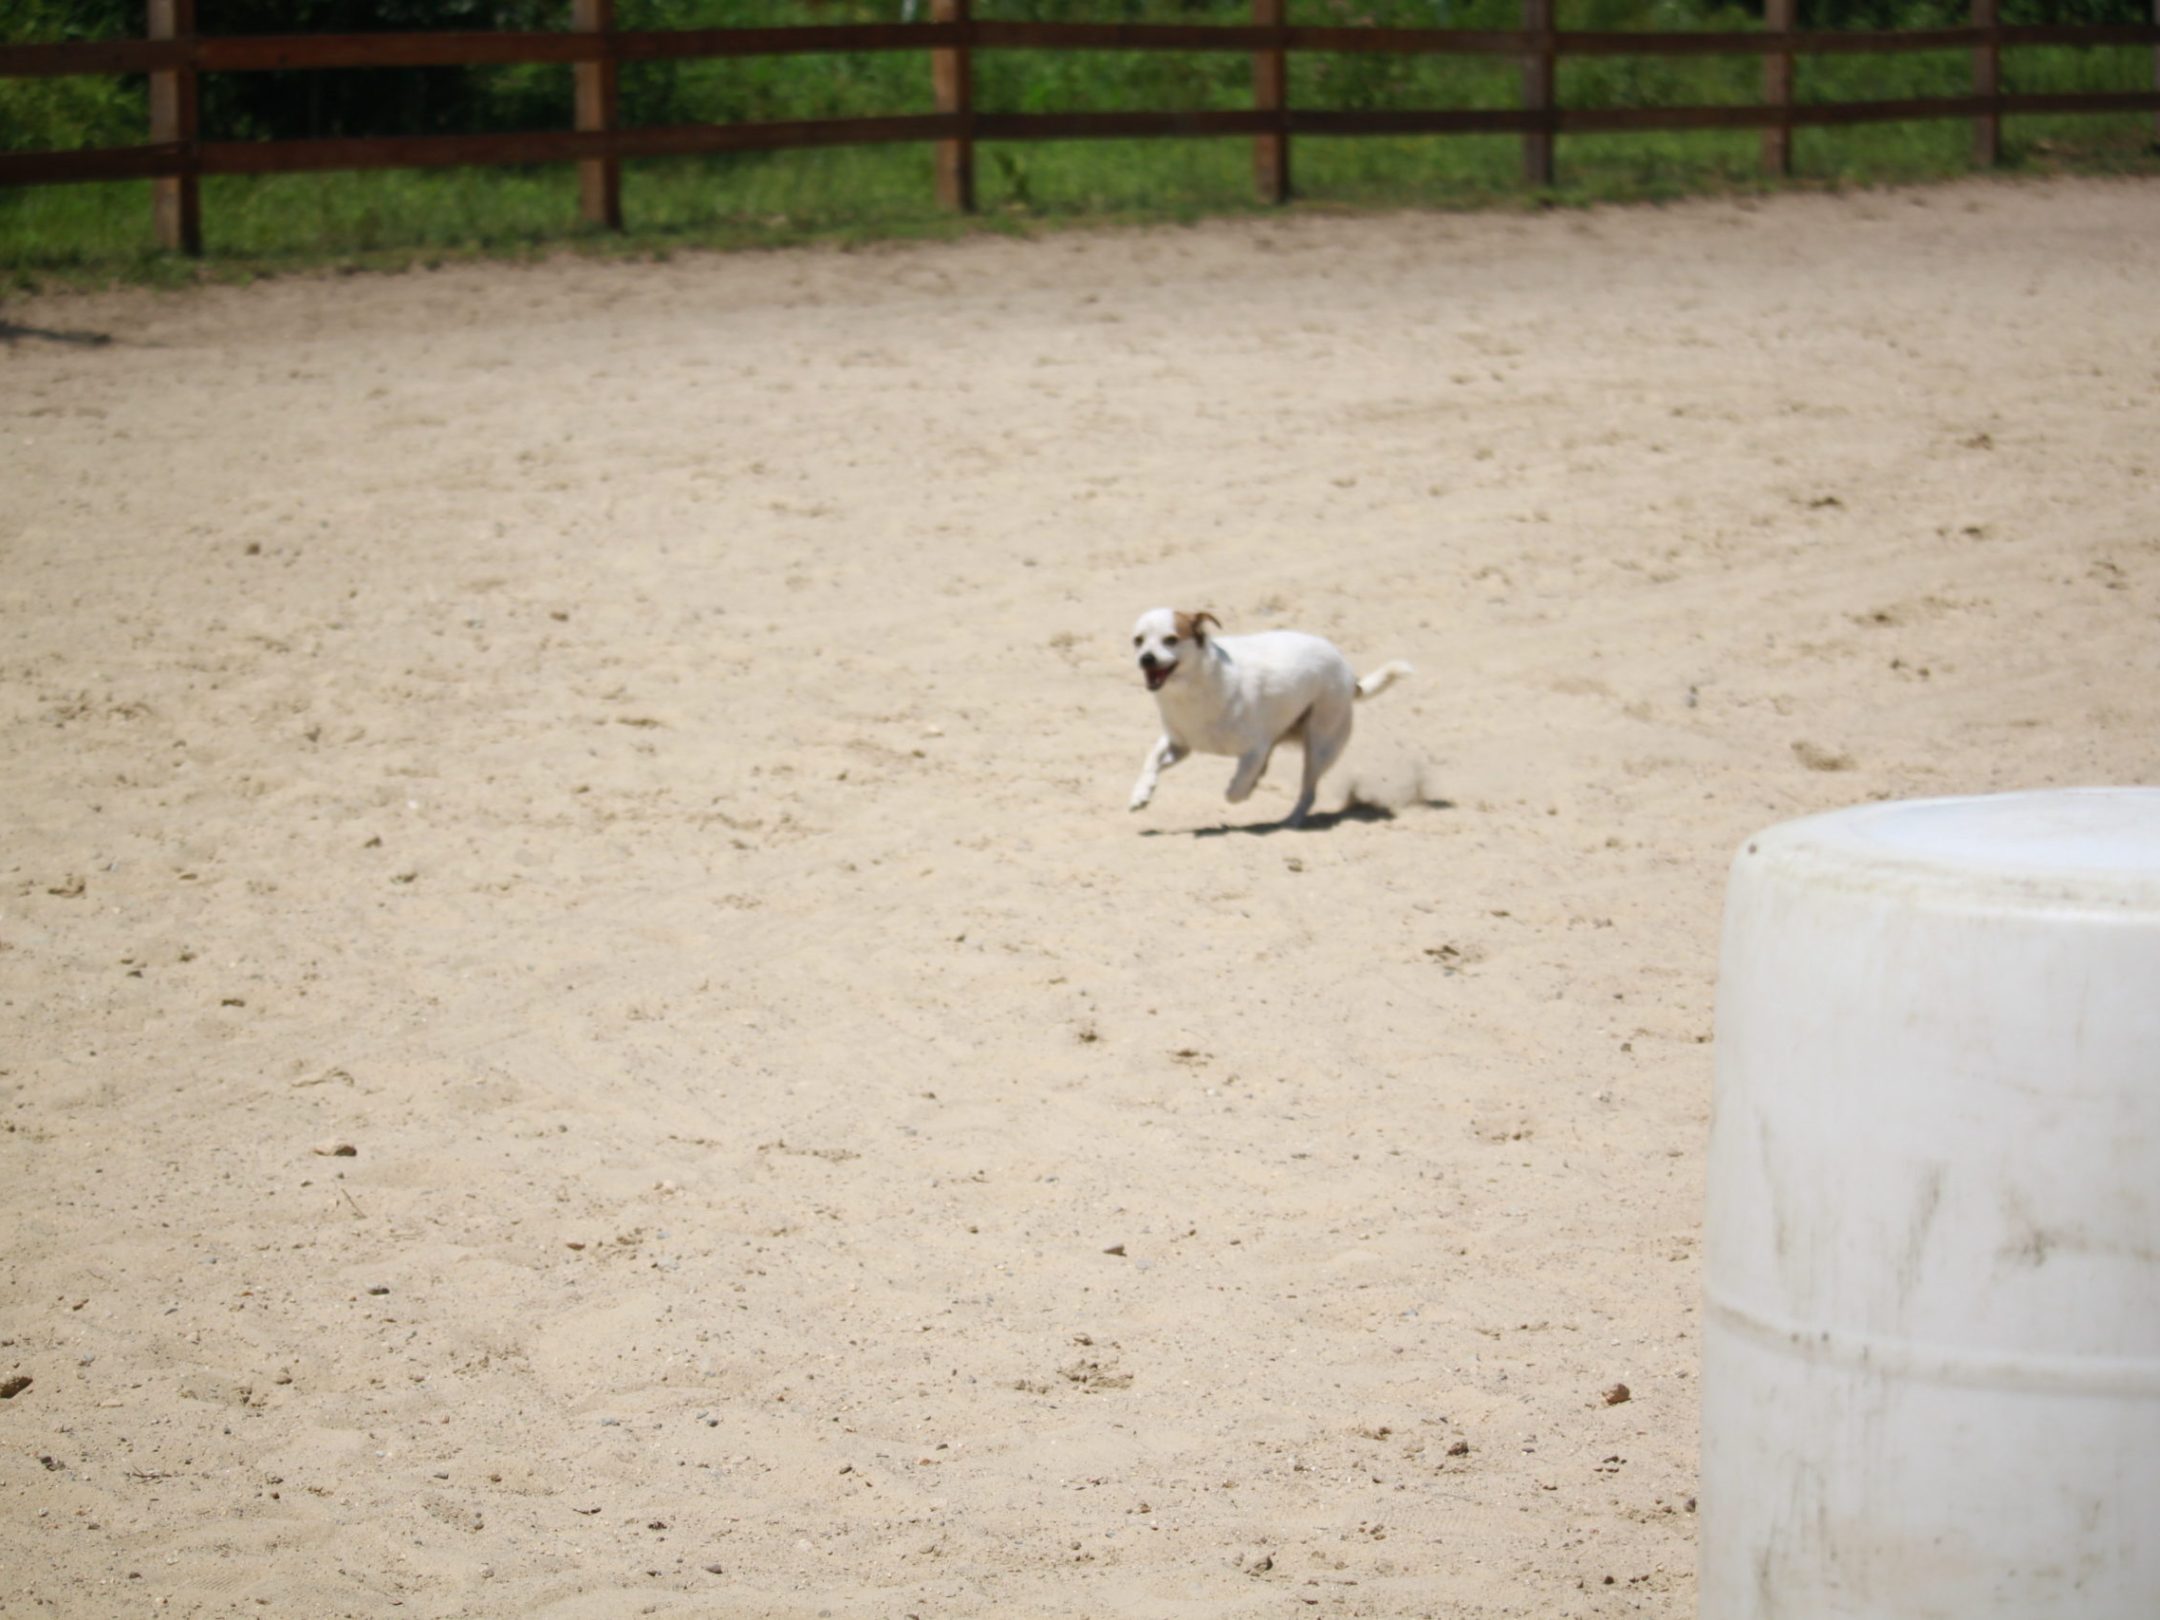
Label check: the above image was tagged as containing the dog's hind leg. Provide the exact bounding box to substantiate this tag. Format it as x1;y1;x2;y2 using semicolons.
1225;742;1276;805
1288;704;1353;827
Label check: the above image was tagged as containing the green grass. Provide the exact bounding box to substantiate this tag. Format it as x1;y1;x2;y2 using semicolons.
3;40;2155;290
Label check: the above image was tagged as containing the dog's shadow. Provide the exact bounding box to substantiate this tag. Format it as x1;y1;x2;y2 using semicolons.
1141;794;1455;839
1;320;115;349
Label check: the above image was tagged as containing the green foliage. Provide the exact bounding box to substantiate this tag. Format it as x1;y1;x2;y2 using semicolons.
1;2;138;152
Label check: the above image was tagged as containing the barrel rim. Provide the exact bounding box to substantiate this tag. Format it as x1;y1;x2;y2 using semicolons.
1733;787;2160;911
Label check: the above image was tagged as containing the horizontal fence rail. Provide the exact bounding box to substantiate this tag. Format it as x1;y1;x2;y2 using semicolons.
3;2;2156;253
10;19;2160;72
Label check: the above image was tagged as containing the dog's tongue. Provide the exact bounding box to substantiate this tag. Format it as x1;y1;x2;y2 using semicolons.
1145;666;1172;691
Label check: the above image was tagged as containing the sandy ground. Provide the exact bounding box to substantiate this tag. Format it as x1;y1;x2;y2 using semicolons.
1;175;2156;1619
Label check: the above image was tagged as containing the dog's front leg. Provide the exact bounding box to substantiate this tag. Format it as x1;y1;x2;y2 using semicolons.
1129;735;1188;811
1224;744;1275;805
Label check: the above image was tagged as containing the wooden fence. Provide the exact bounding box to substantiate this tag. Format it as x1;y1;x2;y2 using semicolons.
3;1;2156;254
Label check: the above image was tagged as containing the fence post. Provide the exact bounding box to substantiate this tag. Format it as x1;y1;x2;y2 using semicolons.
1762;0;1794;178
1253;0;1290;204
932;0;974;212
574;0;622;230
1971;0;2001;166
1522;0;1556;187
148;0;200;256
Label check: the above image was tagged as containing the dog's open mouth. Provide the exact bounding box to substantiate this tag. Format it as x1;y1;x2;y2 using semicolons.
1144;663;1175;692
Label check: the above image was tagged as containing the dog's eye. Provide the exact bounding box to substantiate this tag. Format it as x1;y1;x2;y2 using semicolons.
1132;636;1142;647
1164;636;1179;648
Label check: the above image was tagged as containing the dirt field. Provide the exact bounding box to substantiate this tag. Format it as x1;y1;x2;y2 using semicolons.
2;176;2155;1619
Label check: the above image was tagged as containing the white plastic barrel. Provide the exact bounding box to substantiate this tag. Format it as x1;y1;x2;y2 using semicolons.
1701;788;2160;1618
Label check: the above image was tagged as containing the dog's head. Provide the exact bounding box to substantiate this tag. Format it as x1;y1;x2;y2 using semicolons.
1131;607;1219;693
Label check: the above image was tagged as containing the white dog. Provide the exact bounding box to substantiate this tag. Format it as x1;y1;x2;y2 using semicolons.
1127;607;1411;827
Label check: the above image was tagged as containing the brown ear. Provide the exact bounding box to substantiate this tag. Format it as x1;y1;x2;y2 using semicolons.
1176;610;1222;643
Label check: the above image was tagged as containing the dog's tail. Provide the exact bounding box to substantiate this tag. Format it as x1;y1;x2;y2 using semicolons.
1356;660;1413;700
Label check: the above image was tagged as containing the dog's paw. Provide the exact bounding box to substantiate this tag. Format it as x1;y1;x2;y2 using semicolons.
1128;794;1151;812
